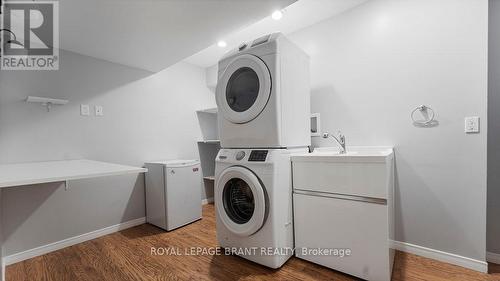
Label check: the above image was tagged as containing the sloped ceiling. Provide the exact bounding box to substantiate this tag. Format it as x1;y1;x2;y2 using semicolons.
58;0;296;72
185;0;369;68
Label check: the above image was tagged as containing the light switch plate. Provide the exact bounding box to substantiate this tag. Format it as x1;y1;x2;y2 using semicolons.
95;105;104;116
465;116;480;133
80;104;90;116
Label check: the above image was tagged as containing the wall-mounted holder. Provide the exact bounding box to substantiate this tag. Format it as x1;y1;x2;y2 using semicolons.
411;105;438;127
311;113;321;137
26;96;69;112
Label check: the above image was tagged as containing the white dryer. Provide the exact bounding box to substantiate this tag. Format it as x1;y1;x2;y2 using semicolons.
216;33;310;149
214;148;306;268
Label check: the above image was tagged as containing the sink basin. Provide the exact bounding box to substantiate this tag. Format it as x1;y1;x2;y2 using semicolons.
312;150;360;156
291;146;394;199
293;146;393;162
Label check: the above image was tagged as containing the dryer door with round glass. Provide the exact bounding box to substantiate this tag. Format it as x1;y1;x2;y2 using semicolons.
215;166;267;236
216;54;272;124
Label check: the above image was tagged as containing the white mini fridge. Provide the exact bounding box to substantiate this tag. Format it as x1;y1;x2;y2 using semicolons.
145;160;202;231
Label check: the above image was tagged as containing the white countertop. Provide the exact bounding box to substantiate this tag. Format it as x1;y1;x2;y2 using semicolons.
0;159;147;188
291;146;394;163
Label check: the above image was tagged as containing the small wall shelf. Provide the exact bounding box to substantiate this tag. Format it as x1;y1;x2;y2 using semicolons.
26;96;69;112
197;108;218;114
198;140;220;144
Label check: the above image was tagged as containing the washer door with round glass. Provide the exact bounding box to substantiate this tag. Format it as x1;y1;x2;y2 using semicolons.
216;54;272;124
216;166;267;236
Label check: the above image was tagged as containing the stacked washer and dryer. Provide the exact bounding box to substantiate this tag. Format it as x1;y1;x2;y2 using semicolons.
214;33;311;268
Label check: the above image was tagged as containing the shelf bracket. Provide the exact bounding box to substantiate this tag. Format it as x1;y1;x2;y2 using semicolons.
26;96;69;112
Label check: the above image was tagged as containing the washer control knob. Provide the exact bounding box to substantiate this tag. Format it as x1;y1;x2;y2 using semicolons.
236;151;246;160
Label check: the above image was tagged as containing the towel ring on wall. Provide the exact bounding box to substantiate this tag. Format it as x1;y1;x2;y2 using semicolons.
411;105;435;126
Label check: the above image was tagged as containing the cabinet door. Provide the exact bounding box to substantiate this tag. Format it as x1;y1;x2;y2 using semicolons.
294;193;391;281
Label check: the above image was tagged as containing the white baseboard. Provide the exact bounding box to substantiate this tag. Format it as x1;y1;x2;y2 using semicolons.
202;197;214;205
390;240;488;273
3;217;146;266
487;251;500;265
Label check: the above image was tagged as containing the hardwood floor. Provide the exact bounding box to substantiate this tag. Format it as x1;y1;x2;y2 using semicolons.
6;204;500;281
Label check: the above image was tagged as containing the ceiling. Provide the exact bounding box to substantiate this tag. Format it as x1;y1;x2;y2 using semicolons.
56;0;296;72
184;0;369;68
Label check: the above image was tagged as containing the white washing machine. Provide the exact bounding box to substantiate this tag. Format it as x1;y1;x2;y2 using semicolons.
216;33;310;149
215;148;307;268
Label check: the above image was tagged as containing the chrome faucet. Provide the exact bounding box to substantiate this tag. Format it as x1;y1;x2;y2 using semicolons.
322;131;346;154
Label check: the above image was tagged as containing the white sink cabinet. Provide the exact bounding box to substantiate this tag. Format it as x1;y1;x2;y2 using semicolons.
291;147;395;281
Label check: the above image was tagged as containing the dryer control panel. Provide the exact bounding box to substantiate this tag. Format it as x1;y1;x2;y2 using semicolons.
248;150;268;162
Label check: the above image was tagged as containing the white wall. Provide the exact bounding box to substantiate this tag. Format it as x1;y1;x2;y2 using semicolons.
288;0;488;261
488;0;500;255
0;50;215;255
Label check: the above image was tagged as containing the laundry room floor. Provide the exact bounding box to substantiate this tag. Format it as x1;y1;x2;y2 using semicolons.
6;204;500;281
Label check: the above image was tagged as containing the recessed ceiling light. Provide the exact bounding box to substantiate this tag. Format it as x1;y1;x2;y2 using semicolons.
271;10;283;20
217;41;227;48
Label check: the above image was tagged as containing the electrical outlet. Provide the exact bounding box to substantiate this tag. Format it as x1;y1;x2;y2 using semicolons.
80;104;90;116
465;116;480;133
95;105;104;116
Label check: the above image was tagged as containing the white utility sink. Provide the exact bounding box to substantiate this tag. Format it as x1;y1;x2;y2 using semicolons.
292;146;393;163
291;146;395;281
291;146;394;199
